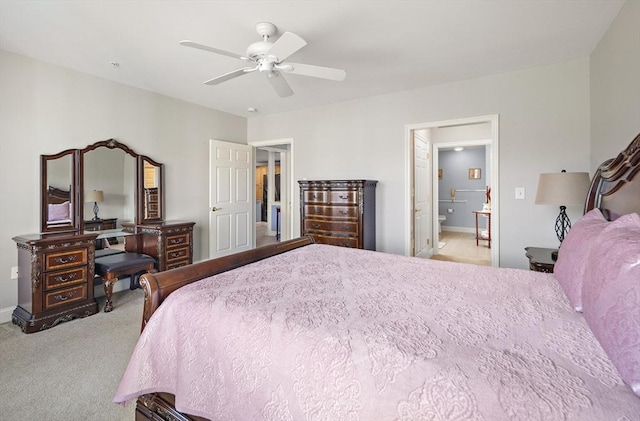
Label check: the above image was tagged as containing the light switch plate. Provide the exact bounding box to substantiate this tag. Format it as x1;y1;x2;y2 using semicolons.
515;187;525;200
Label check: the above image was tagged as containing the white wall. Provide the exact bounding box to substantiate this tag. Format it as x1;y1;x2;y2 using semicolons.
590;0;640;169
249;58;592;268
0;50;247;317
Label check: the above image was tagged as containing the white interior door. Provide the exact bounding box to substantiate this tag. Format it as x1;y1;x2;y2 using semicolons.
414;131;431;257
209;139;253;259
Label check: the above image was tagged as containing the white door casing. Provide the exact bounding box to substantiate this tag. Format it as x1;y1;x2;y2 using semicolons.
413;131;431;257
209;139;253;259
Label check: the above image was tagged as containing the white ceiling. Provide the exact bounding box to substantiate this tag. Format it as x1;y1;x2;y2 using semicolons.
0;0;625;118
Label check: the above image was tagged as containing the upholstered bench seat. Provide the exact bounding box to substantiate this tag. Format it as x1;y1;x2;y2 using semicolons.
95;252;156;312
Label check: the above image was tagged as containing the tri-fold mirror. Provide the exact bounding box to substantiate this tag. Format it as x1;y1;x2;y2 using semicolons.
40;139;164;233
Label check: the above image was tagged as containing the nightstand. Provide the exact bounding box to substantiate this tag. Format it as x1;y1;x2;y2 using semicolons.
524;247;557;273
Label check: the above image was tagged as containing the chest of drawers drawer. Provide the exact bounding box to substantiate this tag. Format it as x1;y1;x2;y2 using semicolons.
329;191;357;204
312;234;360;248
304;205;359;219
303;190;328;204
304;219;358;235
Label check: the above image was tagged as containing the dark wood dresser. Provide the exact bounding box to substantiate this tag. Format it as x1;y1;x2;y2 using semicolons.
299;180;377;250
12;231;99;333
122;221;195;271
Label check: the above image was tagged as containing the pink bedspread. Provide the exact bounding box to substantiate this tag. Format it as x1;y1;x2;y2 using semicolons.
114;244;640;420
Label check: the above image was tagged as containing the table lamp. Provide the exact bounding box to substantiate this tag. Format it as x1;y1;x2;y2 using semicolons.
535;170;590;258
85;190;104;221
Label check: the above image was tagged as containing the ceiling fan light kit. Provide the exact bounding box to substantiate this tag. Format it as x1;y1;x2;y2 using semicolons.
180;22;346;97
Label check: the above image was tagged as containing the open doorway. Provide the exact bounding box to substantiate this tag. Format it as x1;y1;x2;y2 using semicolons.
249;138;294;248
406;115;499;266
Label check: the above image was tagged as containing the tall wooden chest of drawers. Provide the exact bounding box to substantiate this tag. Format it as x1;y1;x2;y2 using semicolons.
12;232;99;333
299;180;377;250
122;221;195;271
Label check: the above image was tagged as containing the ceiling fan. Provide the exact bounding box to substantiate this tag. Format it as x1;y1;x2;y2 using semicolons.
180;22;346;97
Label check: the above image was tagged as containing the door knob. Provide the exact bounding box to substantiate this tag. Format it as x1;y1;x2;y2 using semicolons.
211;207;221;212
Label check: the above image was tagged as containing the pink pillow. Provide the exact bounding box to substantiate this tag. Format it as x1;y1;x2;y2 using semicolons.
582;213;640;396
48;201;71;221
553;208;608;311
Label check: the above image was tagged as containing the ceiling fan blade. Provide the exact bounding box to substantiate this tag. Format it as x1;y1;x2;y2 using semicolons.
204;67;255;85
267;71;293;97
281;62;346;81
180;40;248;61
267;32;307;61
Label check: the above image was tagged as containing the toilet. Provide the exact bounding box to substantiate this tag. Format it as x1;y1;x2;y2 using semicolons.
438;214;446;233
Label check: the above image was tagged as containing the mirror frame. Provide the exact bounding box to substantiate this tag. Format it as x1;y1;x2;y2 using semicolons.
138;155;164;223
40;148;79;233
40;138;164;233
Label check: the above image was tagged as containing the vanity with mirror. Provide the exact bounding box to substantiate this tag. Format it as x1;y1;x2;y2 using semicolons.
12;139;194;333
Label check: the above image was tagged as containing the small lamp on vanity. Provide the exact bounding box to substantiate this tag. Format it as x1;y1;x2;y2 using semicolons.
535;170;590;260
85;190;104;221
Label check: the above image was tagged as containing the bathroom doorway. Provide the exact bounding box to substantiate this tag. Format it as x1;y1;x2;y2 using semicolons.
249;138;294;248
406;115;499;266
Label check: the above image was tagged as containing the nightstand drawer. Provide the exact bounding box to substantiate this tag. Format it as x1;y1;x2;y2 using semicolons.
44;284;88;310
44;267;87;290
44;249;88;271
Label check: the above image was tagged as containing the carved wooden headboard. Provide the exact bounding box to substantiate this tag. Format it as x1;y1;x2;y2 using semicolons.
47;186;71;205
585;133;640;220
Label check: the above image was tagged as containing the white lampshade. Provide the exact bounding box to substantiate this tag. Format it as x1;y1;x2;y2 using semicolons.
535;172;590;206
85;190;104;203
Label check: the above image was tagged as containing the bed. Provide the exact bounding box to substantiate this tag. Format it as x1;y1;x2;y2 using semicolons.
115;134;640;421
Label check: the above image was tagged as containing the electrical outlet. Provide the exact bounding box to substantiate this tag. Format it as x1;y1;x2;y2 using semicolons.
11;266;18;279
515;187;525;200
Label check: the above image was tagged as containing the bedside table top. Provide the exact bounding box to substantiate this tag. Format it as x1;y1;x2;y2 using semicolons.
525;247;557;265
525;247;557;273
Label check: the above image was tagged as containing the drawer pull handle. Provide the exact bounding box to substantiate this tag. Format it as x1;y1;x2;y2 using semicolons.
54;291;77;301
169;252;182;258
311;194;322;200
169;238;184;244
54;256;77;264
54;273;77;283
312;223;321;229
338;194;349;199
338;210;349;215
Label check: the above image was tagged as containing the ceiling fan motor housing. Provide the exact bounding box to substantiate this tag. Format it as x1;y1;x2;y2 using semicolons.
246;41;274;60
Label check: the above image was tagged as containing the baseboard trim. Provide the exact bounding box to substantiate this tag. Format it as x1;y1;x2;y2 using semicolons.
442;226;476;234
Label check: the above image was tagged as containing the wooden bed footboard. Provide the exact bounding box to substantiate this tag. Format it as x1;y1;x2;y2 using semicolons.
138;235;315;331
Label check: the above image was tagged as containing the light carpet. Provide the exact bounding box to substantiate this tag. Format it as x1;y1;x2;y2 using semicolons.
0;290;143;421
438;241;447;249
